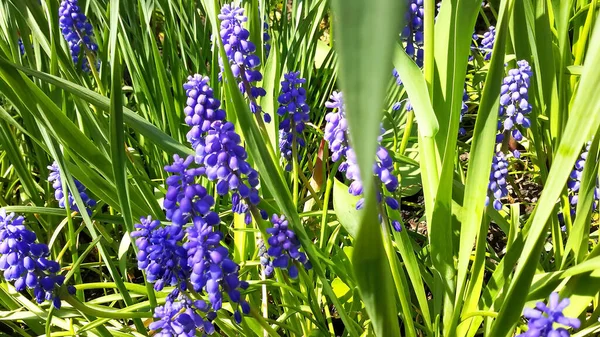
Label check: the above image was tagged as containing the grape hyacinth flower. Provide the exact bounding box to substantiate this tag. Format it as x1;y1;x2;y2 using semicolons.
162;155;208;226
277;71;310;171
324;91;350;171
48;161;97;214
497;60;533;155
184;200;250;320
264;214;311;278
218;3;268;122
480;26;495;60
18;38;25;55
401;0;424;67
263;21;271;58
485;152;509;211
566;142;600;217
257;239;274;276
0;209;75;309
459;89;469;136
58;0;98;71
183;75;227;150
131;216;190;291
194;121;261;224
344;146;401;227
345;147;403;232
517;292;580;337
149;290;216;337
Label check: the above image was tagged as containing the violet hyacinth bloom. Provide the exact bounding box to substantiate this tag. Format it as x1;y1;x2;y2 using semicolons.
183;75;227;150
263;214;311;278
257;239;274;276
485;152;509;211
401;0;424;67
459;89;469;136
324;91;350;171
131;216;190;291
184;204;250;320
163;155;208;226
218;3;268;121
48;161;97;214
149;290;216;337
139;153;251;332
58;0;98;71
182;76;261;223
263;21;271;58
344;148;402;232
497;60;533;156
480;26;495;60
18;38;25;55
195;121;261;224
517;292;580;337
566;142;600;217
277;71;310;171
0;209;75;309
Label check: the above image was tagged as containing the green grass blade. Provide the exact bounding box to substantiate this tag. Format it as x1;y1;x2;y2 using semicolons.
329;0;405;335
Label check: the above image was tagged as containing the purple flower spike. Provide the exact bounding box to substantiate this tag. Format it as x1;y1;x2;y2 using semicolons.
485;152;509;211
0;209;70;309
131;216;190;291
263;215;311;278
149;291;215;337
497;60;532;145
278;71;310;171
183;75;227;150
480;26;495;60
48;161;96;215
517;292;580;337
324;91;350;168
400;0;424;67
218;3;269;122
565;142;600;218
59;0;98;71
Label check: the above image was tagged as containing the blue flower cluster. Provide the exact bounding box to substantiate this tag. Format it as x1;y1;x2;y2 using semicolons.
218;3;268;122
183;75;227;150
131;216;189;291
163;155;210;226
142;63;271;333
257;239;274;276
263;21;271;58
344;148;402;232
262;214;311;278
485;152;509;211
324;93;402;232
459;89;469;136
137;155;250;334
277;71;310;171
517;292;580;337
18;38;25;55
197;121;261;223
401;0;424;67
566;142;600;217
479;26;495;61
183;76;261;224
184;200;250;318
497;60;532;157
150;290;216;336
48;161;97;214
0;209;75;309
324;91;349;169
58;0;98;71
